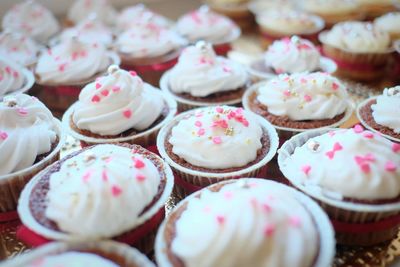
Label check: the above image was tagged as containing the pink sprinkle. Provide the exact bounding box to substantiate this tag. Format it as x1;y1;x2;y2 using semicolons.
17;107;28;116
190;11;202;24
58;63;67;72
301;165;311;175
224;191;233;200
212;136;222;144
101;89;109;96
216;215;225;225
71;52;79;61
262;203;272;213
102;169;108;182
212;119;228;129
328;131;336;137
304;94;312;102
264;223;275;237
325;151;335;159
111;185;123;197
363;132;374;139
223;66;232;73
91;95;100;103
360;163;370;174
392;143;400;153
353;124;364;134
31;258;44;267
275;68;284;74
123;109;132;119
12;71;19;78
325;142;342;159
0;131;8;140
82;170;92;182
332;82;339;91
300;78;307;84
95;83;101;89
385;161;397;172
242;119;249;127
104;157;112;163
112;85;121;92
333;142;343;151
134;159;145;169
5;66;11;74
195;121;202;127
283;90;291;97
129;71;137;76
197;128;205;136
289;216;301;227
80;50;87;57
136;174;146;182
215;107;224;113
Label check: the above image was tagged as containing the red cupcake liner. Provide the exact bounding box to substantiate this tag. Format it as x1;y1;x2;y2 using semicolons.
213;43;233;56
35;84;83;113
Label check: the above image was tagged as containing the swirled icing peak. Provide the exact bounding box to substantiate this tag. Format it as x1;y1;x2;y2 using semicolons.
2;0;60;43
264;36;321;74
46;144;162;238
67;0;117;26
0;31;39;66
0;94;57;175
168;42;247;97
35;37;110;84
169;106;263;169
171;179;318;267
371;86;400;134
177;6;239;43
72;65;165;136
0;59;26;96
27;252;119;267
374;12;400;38
257;72;349;121
283;126;400;200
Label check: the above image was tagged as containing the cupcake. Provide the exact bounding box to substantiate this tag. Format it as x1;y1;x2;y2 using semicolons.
205;0;254;31
116;4;173;32
156;178;335;267
18;143;174;253
2;0;60;44
248;36;337;82
63;65;177;148
66;0;117;26
256;9;325;48
2;241;155;267
278;126;400;245
243;72;353;142
57;14;113;47
0;58;35;100
248;0;295;16
156;105;279;198
374;12;400;42
299;0;364;27
176;6;241;56
356;0;396;19
160;42;249;112
357;86;400;142
0;94;64;213
116;23;186;86
0;31;40;68
319;21;392;82
34;37;120;112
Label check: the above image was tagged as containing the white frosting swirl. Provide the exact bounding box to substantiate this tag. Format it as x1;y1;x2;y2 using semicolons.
169;106;263;169
117;4;172;32
284;127;400;200
0;59;26;96
72;66;165;136
257;72;349;121
257;10;323;35
301;0;359;15
264;36;321;74
172;179;318;267
27;252;119;267
67;0;117;26
35;38;110;84
0;31;39;66
372;86;400;133
0;94;57;175
2;0;60;43
176;6;238;43
59;15;113;47
116;24;185;58
168;43;247;97
374;12;400;37
323;21;391;53
46;144;161;238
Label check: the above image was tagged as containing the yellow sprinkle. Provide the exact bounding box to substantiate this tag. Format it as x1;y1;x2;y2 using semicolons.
245;138;251;144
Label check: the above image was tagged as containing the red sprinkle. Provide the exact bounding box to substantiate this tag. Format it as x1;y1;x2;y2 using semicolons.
393;143;400;153
385;161;397;172
111;185;122;197
136;174;146;182
301;164;311;175
101;89;109;96
123;109;132;119
212;136;222;144
134;158;145;169
91;95;100;103
264;223;275;237
216;215;225;225
332;83;339;90
129;71;137;76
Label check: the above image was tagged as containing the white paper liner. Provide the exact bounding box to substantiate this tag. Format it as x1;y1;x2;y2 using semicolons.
0;67;35;101
155;178;335;267
62;88;177;146
17;146;174;242
2;240;155;267
356;96;400;143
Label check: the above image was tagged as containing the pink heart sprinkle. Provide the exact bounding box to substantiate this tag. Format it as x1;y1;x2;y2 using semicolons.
13;71;19;78
332;82;339;91
197;128;205;136
134;159;145;169
212;136;222;144
300;78;307;84
95;83;101;89
216;215;225;225
216;106;224;113
17;107;28;116
91;95;100;103
325;151;335;159
223;66;232;73
363;132;374;139
289;216;301;227
0;131;8;140
283;90;291;97
328;131;336;137
360;163;370;174
5;66;11;74
264;223;275;237
111;185;122;197
304;94;312;102
136;174;146;182
301;164;311;175
393;143;400;153
82;171;92;182
262;203;272;213
101;89;109;96
353;124;364;133
123;109;132;119
102;170;108;182
129;70;137;76
112;85;121;92
385;161;397;172
194;121;202;127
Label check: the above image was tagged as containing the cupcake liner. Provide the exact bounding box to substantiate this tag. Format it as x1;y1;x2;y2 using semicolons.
362;4;397;20
62;90;177;147
0;119;65;214
356;97;400;143
156;108;279;199
2;240;155;267
212;26;241;56
17;146;175;250
1;67;35;101
242;82;355;145
34;52;120;112
155;178;336;267
160;71;246;112
278;129;400;245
